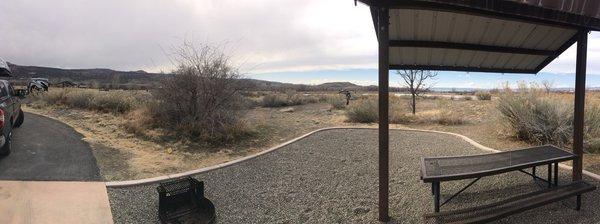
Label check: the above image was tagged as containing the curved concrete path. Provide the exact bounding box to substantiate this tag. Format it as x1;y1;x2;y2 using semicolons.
0;112;101;181
108;129;600;223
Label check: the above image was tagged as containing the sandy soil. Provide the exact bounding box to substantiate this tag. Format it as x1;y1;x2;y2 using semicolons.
24;96;600;180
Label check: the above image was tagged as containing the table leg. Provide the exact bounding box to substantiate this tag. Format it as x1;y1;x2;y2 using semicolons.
554;163;559;186
576;195;582;211
547;164;552;188
431;183;434;195
433;181;440;213
532;166;536;179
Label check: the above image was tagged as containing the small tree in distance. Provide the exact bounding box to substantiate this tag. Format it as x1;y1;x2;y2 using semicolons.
541;80;554;94
397;70;437;114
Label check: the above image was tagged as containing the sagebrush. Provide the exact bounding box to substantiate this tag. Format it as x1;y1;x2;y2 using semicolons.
497;88;600;150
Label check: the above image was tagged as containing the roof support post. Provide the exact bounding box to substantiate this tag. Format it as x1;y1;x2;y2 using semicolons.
377;6;390;222
573;30;587;181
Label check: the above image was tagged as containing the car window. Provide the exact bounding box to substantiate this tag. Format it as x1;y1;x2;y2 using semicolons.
7;84;14;96
0;82;7;98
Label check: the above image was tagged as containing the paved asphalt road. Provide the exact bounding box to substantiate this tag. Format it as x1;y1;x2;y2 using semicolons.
0;112;101;181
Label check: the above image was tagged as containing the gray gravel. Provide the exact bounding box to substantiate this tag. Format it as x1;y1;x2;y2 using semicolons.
108;129;600;223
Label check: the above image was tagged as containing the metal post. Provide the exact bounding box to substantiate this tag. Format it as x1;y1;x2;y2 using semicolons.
377;6;390;222
554;163;558;186
573;31;587;182
547;164;552;188
434;181;440;213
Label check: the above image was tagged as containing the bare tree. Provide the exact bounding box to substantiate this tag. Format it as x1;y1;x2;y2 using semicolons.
154;42;245;143
541;80;554;94
397;70;437;114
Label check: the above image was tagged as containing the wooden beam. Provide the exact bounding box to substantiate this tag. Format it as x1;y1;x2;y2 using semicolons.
389;64;536;74
573;31;587;181
390;40;556;56
377;7;390;222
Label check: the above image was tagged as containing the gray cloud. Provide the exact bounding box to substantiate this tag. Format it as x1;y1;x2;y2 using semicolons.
2;1;598;75
0;0;376;73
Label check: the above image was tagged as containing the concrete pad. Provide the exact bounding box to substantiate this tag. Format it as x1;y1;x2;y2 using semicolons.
0;181;113;224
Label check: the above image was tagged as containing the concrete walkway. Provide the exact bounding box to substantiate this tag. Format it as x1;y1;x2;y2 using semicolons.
0;180;113;224
108;129;600;223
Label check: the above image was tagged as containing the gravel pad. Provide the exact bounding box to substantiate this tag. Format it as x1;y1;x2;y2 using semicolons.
108;129;600;223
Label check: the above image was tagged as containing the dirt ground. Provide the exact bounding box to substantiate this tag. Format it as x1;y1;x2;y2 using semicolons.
24;95;600;181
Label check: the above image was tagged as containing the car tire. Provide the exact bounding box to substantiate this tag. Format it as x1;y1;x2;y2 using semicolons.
13;110;23;128
0;133;11;157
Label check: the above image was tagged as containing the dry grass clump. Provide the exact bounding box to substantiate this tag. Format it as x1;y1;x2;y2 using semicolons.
345;96;466;125
31;88;147;114
328;95;347;110
497;85;600;151
260;92;320;108
346;97;379;123
475;91;492;100
431;110;465;125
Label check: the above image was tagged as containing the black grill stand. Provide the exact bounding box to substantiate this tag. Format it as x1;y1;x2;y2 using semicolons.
157;177;216;224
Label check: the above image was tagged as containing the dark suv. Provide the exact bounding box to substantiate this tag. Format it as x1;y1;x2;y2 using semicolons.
0;59;25;157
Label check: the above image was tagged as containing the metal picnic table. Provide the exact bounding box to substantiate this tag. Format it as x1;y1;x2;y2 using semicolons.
420;145;576;213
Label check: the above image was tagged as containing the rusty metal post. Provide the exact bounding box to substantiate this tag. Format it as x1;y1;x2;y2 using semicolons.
573;30;587;182
377;6;390;222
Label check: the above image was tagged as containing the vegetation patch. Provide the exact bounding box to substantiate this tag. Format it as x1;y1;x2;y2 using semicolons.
497;85;600;152
475;91;492;100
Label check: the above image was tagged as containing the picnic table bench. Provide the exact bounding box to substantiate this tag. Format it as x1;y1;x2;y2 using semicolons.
420;145;596;224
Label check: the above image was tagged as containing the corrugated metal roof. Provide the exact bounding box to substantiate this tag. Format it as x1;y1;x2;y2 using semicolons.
387;8;578;73
516;0;600;19
357;0;597;73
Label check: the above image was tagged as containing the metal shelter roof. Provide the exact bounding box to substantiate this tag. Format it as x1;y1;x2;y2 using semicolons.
359;0;600;73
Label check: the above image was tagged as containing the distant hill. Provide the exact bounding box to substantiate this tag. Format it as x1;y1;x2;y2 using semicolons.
7;63;165;88
240;79;381;92
5;63;398;91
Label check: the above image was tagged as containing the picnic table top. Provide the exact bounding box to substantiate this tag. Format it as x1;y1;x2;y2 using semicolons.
421;145;576;182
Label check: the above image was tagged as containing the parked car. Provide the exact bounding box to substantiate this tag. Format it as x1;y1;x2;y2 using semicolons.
28;78;49;92
0;58;26;157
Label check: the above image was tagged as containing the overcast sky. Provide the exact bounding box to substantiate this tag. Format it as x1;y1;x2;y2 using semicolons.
1;0;600;88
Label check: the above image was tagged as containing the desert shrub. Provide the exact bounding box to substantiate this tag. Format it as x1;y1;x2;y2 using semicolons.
389;110;414;124
67;91;94;108
152;43;251;144
89;92;135;113
475;91;492;100
123;105;157;137
585;139;600;153
260;93;320;107
288;93;318;105
261;94;289;107
242;97;261;109
346;98;378;123
31;88;144;114
40;89;69;105
434;111;465;125
346;96;411;123
498;91;573;146
317;94;330;103
345;96;465;125
328;95;346;110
